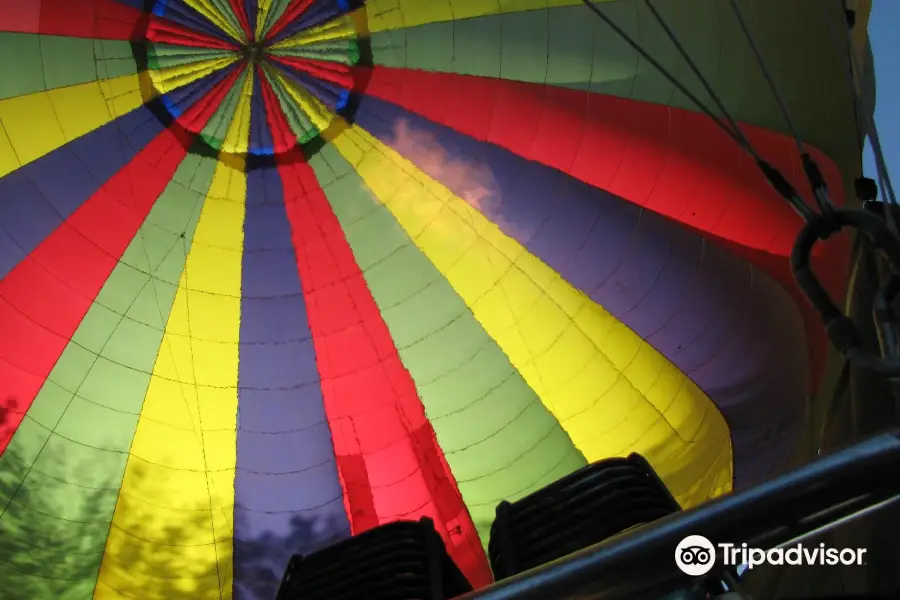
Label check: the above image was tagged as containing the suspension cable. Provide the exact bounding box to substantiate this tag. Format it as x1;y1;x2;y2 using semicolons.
578;1;757;159
838;1;897;207
865;123;897;213
822;0;898;208
866;115;898;207
818;0;898;247
727;0;806;155
579;0;819;222
825;2;866;153
639;1;759;158
724;0;838;218
580;0;900;377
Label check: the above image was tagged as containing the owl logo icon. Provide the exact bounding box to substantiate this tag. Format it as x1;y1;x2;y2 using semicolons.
675;535;716;576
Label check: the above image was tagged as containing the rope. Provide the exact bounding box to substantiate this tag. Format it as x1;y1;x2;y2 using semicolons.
639;0;761;160
580;0;900;377
727;0;805;154
821;0;897;207
578;0;760;162
579;0;817;221
818;0;899;247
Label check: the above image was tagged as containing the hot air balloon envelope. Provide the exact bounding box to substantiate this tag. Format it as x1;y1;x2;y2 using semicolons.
0;0;863;598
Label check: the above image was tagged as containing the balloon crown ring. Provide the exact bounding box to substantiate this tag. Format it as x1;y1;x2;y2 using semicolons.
242;42;267;65
134;0;372;164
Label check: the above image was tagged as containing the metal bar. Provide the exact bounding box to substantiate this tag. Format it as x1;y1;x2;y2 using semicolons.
458;432;900;600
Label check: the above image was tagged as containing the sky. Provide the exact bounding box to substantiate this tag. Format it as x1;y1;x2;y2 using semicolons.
863;0;898;195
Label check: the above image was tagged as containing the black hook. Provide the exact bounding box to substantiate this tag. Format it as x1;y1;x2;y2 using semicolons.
856;177;880;203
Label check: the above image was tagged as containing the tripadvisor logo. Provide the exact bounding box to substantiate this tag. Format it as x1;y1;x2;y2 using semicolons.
675;535;867;576
675;535;717;576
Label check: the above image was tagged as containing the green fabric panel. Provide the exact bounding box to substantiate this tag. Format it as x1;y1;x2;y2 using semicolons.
0;35;136;100
369;5;718;103
0;34;137;100
260;0;293;37
208;0;246;41
0;154;216;599
94;40;139;80
368;28;406;69
200;68;250;148
40;36;102;90
263;65;317;142
369;0;860;182
271;40;360;65
309;143;587;543
147;43;236;70
0;33;45;99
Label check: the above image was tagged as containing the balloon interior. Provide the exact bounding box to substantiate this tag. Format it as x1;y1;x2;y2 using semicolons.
0;0;884;599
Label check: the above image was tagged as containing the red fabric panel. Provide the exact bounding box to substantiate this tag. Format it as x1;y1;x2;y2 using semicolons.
0;0;147;40
277;153;493;587
0;129;190;454
356;65;853;389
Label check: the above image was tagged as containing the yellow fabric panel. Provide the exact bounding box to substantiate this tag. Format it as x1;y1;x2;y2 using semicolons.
270;13;358;49
256;0;275;40
222;68;254;154
365;0;601;31
267;66;335;132
182;0;244;42
328;125;733;507
0;74;142;178
148;56;239;95
94;160;246;600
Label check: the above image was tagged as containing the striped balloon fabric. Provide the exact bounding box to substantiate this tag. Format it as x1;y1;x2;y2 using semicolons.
0;0;860;598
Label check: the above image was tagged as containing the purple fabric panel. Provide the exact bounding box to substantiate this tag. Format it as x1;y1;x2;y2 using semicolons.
154;0;236;42
353;95;809;488
235;166;350;600
0;106;161;279
268;0;346;45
